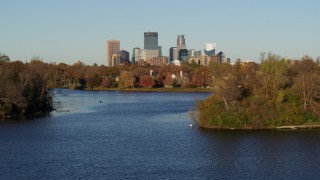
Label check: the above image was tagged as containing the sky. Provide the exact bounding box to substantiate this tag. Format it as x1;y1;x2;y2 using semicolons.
1;0;319;65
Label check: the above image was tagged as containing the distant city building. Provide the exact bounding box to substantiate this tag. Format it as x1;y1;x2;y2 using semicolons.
217;51;226;63
144;32;162;58
204;43;216;56
131;47;140;63
111;54;120;67
169;47;178;63
107;40;120;66
144;32;158;50
120;50;130;64
188;49;201;58
177;35;186;51
134;48;146;62
0;55;10;62
179;49;189;62
199;55;219;66
136;59;147;66
146;56;168;66
146;49;161;59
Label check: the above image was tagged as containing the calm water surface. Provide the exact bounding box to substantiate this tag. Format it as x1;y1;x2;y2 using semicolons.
1;89;320;179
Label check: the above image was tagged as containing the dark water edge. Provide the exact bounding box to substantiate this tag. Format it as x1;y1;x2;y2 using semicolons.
1;89;320;179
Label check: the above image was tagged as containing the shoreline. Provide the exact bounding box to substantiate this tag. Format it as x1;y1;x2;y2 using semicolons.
80;87;214;93
198;123;320;130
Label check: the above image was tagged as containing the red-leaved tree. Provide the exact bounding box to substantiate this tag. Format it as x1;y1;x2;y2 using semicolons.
139;75;155;89
163;72;173;87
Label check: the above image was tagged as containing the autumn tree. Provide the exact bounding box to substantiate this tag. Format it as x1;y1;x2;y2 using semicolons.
139;75;155;89
257;53;287;100
191;73;206;87
163;72;173;87
0;61;52;118
291;59;320;116
118;71;135;88
195;53;320;129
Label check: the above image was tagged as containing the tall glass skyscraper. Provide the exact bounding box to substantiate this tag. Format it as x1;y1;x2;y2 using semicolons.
144;32;161;58
144;32;159;50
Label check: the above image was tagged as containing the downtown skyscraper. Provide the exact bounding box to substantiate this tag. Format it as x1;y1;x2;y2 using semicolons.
106;40;120;67
177;35;186;51
144;32;162;59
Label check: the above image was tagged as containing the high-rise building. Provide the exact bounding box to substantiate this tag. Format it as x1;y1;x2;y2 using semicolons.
107;40;120;66
134;48;146;62
169;47;178;63
144;32;158;50
204;43;216;56
179;49;189;62
111;54;120;67
217;51;226;63
144;32;162;59
189;49;201;58
120;50;130;64
131;47;140;63
177;35;186;51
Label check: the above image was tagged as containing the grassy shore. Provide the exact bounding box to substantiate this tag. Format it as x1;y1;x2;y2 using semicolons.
86;87;214;93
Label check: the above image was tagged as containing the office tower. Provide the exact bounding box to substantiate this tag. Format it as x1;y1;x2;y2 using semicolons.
169;47;178;63
144;32;161;59
111;54;120;67
107;40;120;66
179;49;189;62
189;49;201;58
204;43;216;56
134;48;146;62
144;32;158;50
177;35;186;51
217;51;226;63
120;50;130;64
131;47;140;63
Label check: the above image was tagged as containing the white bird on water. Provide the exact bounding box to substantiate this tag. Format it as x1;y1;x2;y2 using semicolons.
189;124;193;127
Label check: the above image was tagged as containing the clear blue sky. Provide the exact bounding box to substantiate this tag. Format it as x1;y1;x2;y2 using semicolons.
1;0;319;65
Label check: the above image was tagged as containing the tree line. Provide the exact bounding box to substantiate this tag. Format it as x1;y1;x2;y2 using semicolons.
23;60;214;90
195;54;320;129
1;54;319;124
0;58;212;119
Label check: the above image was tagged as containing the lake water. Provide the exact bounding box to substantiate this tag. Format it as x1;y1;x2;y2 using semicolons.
1;89;320;179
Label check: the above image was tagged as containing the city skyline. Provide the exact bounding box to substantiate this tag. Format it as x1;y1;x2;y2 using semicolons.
1;0;320;65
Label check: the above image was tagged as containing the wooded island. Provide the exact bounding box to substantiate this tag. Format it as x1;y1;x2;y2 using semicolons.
195;53;320;129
